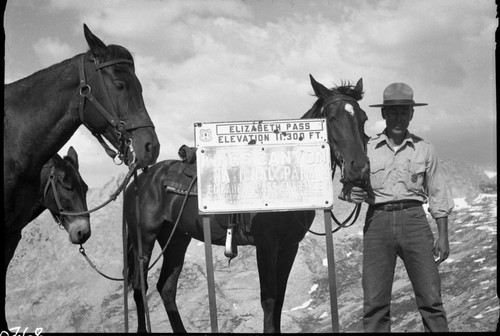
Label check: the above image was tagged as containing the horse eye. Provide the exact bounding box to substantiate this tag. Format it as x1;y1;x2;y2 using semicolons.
62;181;74;190
61;177;74;191
113;81;125;90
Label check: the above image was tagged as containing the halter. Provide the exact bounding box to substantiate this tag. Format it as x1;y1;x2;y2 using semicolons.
319;94;359;183
315;94;364;232
43;166;89;229
78;53;153;165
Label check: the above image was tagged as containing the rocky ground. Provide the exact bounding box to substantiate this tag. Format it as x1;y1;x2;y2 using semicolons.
5;162;498;333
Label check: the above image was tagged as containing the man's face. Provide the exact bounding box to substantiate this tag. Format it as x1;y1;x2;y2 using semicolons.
382;105;414;136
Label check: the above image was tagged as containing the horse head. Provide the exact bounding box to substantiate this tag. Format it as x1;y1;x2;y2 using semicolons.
307;75;370;196
41;147;91;244
79;24;160;169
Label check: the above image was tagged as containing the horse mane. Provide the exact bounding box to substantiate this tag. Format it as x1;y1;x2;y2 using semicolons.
7;44;133;89
321;80;364;101
104;44;134;62
302;80;364;119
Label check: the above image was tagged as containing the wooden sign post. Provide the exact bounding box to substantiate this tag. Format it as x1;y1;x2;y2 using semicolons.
194;118;339;332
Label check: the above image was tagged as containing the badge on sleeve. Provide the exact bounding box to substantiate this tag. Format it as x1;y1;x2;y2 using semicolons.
411;174;418;183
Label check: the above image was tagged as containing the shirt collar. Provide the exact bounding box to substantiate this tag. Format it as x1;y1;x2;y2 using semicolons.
373;129;415;149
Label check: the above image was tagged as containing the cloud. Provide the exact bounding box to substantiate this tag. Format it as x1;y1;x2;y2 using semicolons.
33;37;76;67
6;0;495;187
80;1;496;179
335;0;495;89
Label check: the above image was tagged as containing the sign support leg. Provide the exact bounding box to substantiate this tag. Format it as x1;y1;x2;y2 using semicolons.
122;204;129;333
203;216;218;332
324;209;339;332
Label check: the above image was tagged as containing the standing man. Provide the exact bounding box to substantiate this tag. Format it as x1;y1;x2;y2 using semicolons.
349;83;454;332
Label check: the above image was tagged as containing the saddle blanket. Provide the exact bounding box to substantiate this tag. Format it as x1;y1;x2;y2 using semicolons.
163;145;254;244
163;145;198;195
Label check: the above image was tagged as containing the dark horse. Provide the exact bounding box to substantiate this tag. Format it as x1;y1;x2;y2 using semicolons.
5;147;89;324
124;75;370;333
30;147;90;242
3;24;159;330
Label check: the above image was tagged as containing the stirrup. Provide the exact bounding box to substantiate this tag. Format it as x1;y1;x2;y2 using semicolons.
224;223;238;259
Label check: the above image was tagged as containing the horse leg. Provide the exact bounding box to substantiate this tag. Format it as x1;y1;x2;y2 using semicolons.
129;224;157;333
255;242;280;333
273;244;300;333
132;250;154;332
133;280;148;333
155;224;191;333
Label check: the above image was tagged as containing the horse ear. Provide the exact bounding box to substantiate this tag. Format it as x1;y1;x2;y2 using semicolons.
355;78;363;92
83;23;107;58
66;146;79;170
309;74;330;98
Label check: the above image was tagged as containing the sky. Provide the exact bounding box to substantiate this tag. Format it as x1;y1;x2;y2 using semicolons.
4;0;497;188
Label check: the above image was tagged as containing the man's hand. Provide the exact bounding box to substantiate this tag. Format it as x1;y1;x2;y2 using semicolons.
434;217;450;265
346;186;368;204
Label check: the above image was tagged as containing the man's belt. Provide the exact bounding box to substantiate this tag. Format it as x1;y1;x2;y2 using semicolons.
370;200;423;212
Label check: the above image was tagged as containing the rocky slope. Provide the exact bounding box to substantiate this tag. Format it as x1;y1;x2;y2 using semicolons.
5;160;497;333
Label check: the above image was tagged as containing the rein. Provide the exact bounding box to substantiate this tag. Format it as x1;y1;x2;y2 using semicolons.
43;166;75;228
43;154;140;282
303;163;362;236
44;160;138;220
75;163;141;282
319;94;358;184
304;94;364;236
77;54;153;165
76;170;198;284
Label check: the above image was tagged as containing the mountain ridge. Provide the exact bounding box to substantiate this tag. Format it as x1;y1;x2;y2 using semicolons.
5;158;497;332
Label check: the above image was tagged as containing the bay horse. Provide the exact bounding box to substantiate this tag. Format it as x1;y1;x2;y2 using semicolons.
124;75;370;333
5;147;90;327
3;24;159;330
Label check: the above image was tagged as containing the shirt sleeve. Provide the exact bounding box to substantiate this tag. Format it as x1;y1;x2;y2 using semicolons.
425;144;454;219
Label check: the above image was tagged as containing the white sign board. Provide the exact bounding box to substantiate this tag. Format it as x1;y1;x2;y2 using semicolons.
195;119;333;214
194;118;328;146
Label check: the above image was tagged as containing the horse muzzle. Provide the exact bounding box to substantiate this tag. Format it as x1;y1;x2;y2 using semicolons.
65;217;91;244
126;127;160;168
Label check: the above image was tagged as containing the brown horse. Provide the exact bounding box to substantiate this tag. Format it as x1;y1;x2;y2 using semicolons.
124;75;370;333
3;24;159;331
29;147;90;243
4;147;90;328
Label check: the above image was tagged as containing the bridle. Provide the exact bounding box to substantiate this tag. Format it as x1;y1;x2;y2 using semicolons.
42;161;138;224
78;53;154;165
309;93;367;234
43;166;89;229
319;94;360;184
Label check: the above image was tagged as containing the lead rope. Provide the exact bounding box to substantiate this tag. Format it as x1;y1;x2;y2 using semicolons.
133;169;152;333
59;160;138;217
146;174;198;271
77;162;138;279
122;197;129;333
306;163;362;236
78;245;123;281
80;174;198;283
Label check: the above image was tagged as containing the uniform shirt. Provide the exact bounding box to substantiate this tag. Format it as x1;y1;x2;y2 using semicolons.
367;130;454;219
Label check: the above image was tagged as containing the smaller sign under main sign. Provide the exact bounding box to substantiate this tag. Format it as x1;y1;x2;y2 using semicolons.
194;118;327;147
196;144;333;213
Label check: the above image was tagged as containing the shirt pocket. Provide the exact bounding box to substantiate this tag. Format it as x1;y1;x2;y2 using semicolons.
406;161;426;191
369;160;387;190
